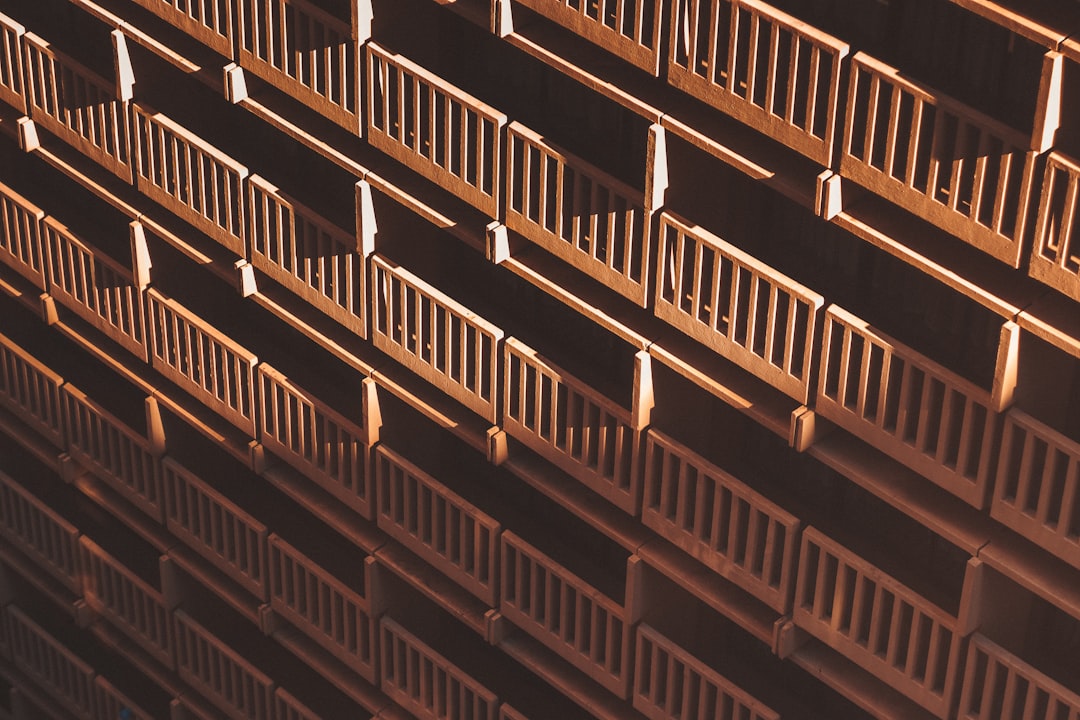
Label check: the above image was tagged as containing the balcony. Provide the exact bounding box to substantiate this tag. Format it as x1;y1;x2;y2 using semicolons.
0;470;80;593
1030;151;1080;302
128;0;233;56
0;180;46;290
3;604;96;719
667;0;849;166
0;13;23;112
0;332;64;447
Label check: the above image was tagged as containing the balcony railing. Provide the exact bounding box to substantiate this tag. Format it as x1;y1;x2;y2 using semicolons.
247;175;365;335
656;211;823;403
274;689;319;720
80;537;173;666
22;34;132;181
267;533;375;679
375;444;501;606
506;122;651;306
500;531;632;698
62;384;163;520
817;306;998;508
0;13;23;111
668;0;848;166
379;617;499;720
0;332;64;447
794;528;962;718
516;0;665;75
957;634;1080;720
841;52;1036;268
236;0;358;131
162;457;269;599
634;624;779;720
257;363;371;518
95;677;155;720
0;181;46;290
130;0;233;55
992;410;1080;571
366;43;506;218
133;106;248;256
0;470;80;592
147;289;259;436
1030;152;1080;302
371;256;504;423
42;218;147;360
4;605;96;718
641;429;800;612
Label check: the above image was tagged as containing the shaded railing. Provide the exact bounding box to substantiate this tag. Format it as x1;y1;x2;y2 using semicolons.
371;256;503;423
133;106;248;256
0;13;24;111
80;537;173;666
668;0;848;165
634;624;779;720
247;175;365;335
0;180;46;290
0;332;64;447
0;470;80;592
129;0;232;55
841;52;1036;268
62;384;162;520
236;0;358;130
506;122;650;306
274;689;320;720
379;616;499;720
794;528;962;717
162;457;269;598
817;305;998;508
95;677;155;720
147;289;259;436
42;218;147;360
375;444;500;605
992;410;1080;571
500;531;632;698
516;0;665;74
957;634;1080;720
21;33;132;181
656;212;823;403
173;610;275;720
4;605;96;719
1030;152;1080;302
257;363;371;518
267;533;375;680
366;43;506;217
503;337;638;514
641;430;800;612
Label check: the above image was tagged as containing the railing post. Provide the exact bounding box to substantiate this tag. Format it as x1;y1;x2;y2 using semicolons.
129;221;152;289
1033;51;1063;153
991;320;1019;412
486;221;510;264
493;0;514;38
224;63;248;104
645;123;668;213
17;117;38;151
145;395;166;456
352;0;373;43
355;179;377;257
361;376;382;446
956;557;985;637
111;30;134;102
816;170;843;220
632;349;654;431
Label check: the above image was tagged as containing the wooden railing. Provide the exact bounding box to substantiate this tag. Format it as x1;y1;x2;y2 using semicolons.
274;689;319;720
4;605;96;719
62;384;163;520
634;624;779;720
0;13;24;111
375;445;501;606
162;457;269;598
992;410;1080;571
247;175;365;335
500;531;632;698
794;528;962;717
1030;152;1080;302
366;43;506;218
130;0;233;55
267;533;375;679
371;256;503;423
0;470;80;592
42;218;147;360
0;332;65;447
173;610;275;720
957;634;1080;720
817;306;998;508
668;0;848;165
641;430;800;612
236;0;358;130
133;106;249;256
841;52;1036;268
22;34;132;181
80;537;173;666
257;363;372;518
506;122;651;306
147;289;259;436
656;212;823;403
379;616;499;720
503;337;638;514
95;677;155;720
515;0;665;74
0;180;46;290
